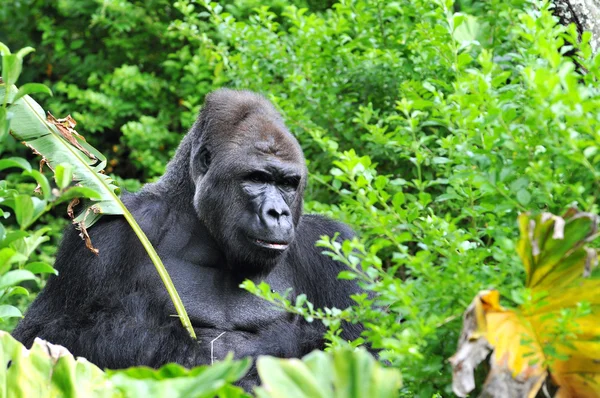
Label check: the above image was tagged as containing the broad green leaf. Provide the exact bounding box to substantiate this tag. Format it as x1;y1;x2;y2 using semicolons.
13;82;52;103
109;356;250;397
256;348;401;398
0;305;22;319
516;189;531;206
0;331;108;397
0;157;32;171
13;194;34;228
0;269;36;290
55;186;102;205
0;332;249;397
25;261;57;275
2;54;22;85
55;163;74;190
7;286;29;297
1;83;120;228
452;14;480;50
256;356;328;398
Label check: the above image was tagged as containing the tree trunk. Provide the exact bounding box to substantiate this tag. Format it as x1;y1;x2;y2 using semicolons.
553;0;600;55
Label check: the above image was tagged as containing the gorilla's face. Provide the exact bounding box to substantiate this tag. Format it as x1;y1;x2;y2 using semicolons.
238;159;302;253
191;102;306;273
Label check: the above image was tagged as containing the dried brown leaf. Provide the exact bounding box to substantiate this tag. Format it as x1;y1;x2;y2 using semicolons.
47;112;96;160
76;208;99;255
67;197;80;219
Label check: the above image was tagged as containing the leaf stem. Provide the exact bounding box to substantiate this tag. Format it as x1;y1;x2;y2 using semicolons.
123;211;197;340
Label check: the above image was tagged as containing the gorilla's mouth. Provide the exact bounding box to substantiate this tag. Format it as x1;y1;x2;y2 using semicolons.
253;239;289;251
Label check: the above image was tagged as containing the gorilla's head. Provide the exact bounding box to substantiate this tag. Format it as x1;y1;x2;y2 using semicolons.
189;89;307;273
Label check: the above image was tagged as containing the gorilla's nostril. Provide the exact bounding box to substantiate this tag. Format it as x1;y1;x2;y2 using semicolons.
267;208;289;219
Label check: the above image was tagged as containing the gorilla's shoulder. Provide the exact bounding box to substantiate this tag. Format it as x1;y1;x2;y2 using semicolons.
61;190;171;250
294;214;355;253
298;214;355;238
288;214;360;304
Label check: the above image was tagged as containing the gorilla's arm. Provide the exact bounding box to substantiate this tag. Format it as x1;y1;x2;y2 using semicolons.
12;217;210;369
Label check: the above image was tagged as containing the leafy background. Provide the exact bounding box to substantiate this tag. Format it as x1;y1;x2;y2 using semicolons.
1;0;600;396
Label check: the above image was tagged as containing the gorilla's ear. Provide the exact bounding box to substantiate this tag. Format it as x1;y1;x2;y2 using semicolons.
198;147;211;174
190;145;211;178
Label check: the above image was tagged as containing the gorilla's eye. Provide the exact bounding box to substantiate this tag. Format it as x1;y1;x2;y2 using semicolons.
246;171;271;184
282;176;300;189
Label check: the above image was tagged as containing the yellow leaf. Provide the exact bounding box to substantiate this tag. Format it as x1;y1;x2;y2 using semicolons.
451;209;600;397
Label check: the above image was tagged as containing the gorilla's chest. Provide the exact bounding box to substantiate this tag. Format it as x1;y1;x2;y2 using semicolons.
164;258;294;331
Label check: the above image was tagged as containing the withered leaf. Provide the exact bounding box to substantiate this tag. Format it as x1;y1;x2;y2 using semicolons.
47;112;96;160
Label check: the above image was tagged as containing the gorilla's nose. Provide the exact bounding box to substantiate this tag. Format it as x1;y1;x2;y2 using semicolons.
263;205;291;229
261;202;293;238
266;207;290;221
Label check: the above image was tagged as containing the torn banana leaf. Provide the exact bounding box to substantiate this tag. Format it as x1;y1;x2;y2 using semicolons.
0;83;119;247
450;209;600;398
0;82;196;340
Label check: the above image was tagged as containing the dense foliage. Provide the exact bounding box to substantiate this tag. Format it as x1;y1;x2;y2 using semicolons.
1;0;600;396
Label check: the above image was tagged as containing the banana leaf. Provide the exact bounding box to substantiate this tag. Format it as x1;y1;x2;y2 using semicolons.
0;82;196;340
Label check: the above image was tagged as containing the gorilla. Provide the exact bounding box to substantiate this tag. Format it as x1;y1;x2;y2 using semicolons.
13;89;364;387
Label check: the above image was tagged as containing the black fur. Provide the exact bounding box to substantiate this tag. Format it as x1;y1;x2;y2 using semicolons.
12;89;364;388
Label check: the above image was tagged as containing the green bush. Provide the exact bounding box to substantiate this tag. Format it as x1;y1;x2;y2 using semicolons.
187;1;600;395
2;0;600;396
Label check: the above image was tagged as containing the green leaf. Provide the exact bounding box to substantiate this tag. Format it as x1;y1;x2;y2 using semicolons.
0;107;8;140
55;186;103;205
55;163;73;190
109;356;251;397
0;42;10;55
23;170;51;200
452;14;480;49
256;356;329;398
15;47;35;59
432;156;451;164
256;348;401;398
7;286;29;297
392;192;405;209
338;271;357;280
0;305;22;319
2;54;22;85
516;189;531;206
13;194;34;228
13;83;52;103
0;331;109;397
0;231;28;249
510;177;529;192
0;269;36;290
0;157;31;172
25;261;57;275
